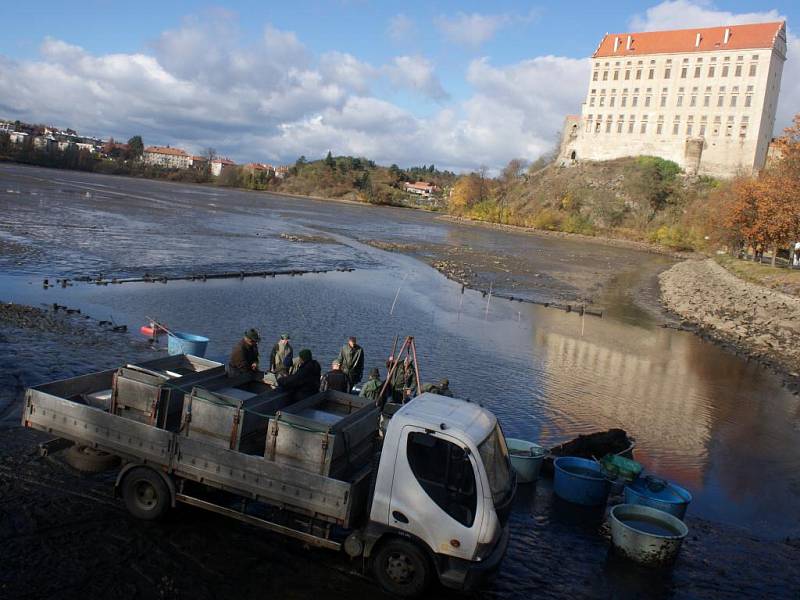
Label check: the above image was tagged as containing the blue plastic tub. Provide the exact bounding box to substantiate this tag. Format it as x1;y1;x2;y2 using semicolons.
167;332;209;358
624;477;692;520
553;456;611;506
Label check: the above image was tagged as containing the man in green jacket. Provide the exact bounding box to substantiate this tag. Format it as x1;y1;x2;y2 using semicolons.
359;368;383;401
386;355;416;403
336;336;364;390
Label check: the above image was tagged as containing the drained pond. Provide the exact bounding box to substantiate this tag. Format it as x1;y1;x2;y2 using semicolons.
1;163;799;599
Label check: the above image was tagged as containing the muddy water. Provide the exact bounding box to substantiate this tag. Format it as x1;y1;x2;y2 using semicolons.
1;165;799;566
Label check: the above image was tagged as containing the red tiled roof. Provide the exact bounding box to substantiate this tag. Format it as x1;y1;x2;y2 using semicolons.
594;21;784;58
191;155;207;162
406;181;435;190
144;145;188;156
212;158;236;165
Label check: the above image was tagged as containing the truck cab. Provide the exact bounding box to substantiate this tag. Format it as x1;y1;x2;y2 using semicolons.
365;393;516;597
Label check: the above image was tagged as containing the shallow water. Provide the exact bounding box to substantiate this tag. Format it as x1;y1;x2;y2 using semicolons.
1;163;800;543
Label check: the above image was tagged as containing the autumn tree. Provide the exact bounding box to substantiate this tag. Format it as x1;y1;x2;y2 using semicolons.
448;174;482;215
126;135;144;159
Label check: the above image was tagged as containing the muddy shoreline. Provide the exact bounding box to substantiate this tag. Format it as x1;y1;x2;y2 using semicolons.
659;259;800;394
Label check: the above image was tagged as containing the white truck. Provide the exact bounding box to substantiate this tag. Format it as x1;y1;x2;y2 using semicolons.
22;354;516;597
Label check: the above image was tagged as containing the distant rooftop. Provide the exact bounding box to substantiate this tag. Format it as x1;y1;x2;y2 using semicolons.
144;145;188;156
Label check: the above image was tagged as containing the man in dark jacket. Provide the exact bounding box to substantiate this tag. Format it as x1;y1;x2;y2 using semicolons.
278;349;321;401
337;336;364;389
269;333;293;376
228;329;260;376
320;360;349;393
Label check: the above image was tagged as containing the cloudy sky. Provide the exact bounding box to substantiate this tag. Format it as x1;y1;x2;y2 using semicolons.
0;1;797;172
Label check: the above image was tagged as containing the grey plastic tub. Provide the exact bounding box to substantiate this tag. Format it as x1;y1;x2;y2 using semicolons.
609;504;689;566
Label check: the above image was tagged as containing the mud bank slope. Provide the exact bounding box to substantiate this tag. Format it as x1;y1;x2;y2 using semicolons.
659;259;800;387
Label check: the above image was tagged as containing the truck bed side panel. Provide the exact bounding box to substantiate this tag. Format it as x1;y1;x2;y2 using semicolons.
23;390;173;466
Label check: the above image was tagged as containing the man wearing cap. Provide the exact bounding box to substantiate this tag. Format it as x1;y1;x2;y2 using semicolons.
320;360;349;393
359;368;383;401
278;349;321;401
336;336;364;390
228;329;260;376
269;333;293;376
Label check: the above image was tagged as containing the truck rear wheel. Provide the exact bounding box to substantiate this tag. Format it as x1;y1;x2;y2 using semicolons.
372;538;432;598
121;467;170;521
64;445;120;473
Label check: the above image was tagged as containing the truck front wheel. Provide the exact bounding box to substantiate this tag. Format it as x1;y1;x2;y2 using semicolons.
372;538;432;598
121;467;170;521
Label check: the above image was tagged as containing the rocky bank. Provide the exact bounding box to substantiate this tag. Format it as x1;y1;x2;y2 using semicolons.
659;259;800;388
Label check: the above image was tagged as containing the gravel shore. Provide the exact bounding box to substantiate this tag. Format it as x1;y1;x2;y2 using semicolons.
659;259;800;389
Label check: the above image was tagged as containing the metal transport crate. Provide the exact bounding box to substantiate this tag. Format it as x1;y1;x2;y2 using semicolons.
181;374;294;455
265;390;380;478
111;354;224;430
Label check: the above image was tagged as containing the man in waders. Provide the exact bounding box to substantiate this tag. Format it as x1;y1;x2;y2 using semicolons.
337;336;364;390
269;333;293;376
359;368;383;401
386;354;416;403
228;329;260;376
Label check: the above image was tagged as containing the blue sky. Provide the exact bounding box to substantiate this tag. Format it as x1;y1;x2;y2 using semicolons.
0;1;797;171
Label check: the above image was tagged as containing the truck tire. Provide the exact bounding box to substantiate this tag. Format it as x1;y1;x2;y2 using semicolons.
64;444;120;473
121;467;170;521
372;538;432;598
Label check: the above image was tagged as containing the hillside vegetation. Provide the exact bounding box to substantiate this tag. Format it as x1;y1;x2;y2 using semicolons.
448;156;717;251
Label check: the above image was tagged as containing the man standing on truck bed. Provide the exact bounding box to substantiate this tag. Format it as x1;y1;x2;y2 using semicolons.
278;349;321;401
336;336;364;390
269;333;293;376
228;329;260;376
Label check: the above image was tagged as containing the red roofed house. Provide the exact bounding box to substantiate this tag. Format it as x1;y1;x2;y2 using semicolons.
143;146;191;169
210;158;236;177
403;181;440;197
559;22;787;177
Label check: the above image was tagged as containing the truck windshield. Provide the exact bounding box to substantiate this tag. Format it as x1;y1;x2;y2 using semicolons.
478;425;513;506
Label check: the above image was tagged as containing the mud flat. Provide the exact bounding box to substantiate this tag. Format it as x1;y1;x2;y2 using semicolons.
659;259;800;390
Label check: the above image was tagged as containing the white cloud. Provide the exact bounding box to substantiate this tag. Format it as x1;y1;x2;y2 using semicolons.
388;14;414;43
435;12;513;47
434;10;539;48
629;1;797;132
384;55;449;101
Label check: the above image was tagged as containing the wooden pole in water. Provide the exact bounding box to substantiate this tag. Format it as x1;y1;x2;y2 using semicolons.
484;281;493;320
390;273;409;316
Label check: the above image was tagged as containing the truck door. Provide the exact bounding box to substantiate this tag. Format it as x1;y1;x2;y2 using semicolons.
388;426;483;560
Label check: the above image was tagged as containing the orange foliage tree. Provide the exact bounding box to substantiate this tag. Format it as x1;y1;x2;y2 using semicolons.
721;114;800;264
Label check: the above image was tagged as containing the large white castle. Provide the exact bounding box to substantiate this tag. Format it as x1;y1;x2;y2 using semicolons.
559;22;787;178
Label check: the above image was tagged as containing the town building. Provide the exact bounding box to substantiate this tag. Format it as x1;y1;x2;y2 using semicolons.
242;162;274;176
559;22;787;178
188;155;208;169
143;145;191;169
9;131;29;144
274;165;290;178
403;181;439;197
210;158;236;177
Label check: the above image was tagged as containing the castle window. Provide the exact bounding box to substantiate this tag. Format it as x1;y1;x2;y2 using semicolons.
752;55;759;60
610;95;615;107
694;66;701;77
636;69;642;80
656;115;664;135
648;68;654;79
617;116;624;134
644;95;651;107
595;118;602;133
593;71;598;81
686;115;694;136
703;95;710;107
660;95;667;108
708;66;715;77
722;65;729;77
589;96;595;107
690;94;697;107
614;70;619;80
632;95;638;107
735;65;742;77
672;116;680;135
717;95;724;107
628;116;636;134
744;95;752;107
640;115;648;134
625;70;631;80
606;116;613;133
676;94;683;107
726;116;734;136
603;71;609;80
700;116;707;136
586;115;593;132
681;67;687;78
664;67;671;79
730;95;737;107
749;63;757;77
599;96;605;107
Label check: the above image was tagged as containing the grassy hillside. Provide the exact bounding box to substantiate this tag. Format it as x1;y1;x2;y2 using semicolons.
452;156;719;251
